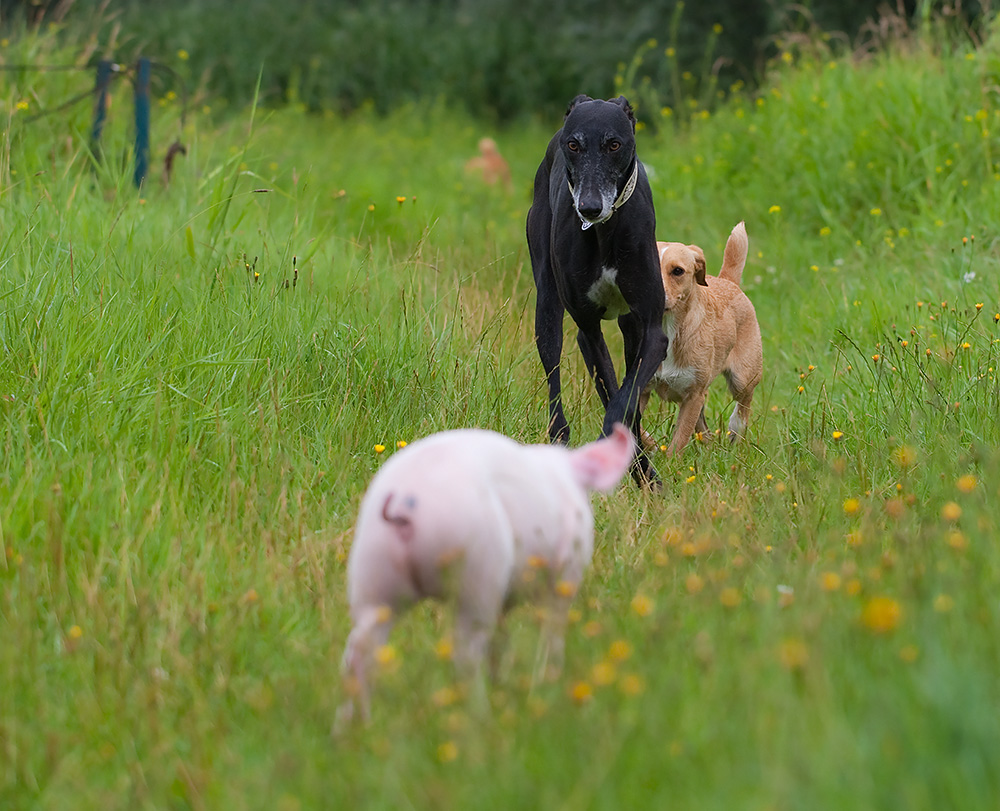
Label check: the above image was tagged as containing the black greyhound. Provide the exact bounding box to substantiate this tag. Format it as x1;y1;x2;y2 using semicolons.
526;95;668;487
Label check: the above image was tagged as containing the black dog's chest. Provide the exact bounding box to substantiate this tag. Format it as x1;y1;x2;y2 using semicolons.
585;266;630;320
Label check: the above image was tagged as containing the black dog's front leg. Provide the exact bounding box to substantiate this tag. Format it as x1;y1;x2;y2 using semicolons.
534;284;571;444
575;325;620;409
612;313;669;487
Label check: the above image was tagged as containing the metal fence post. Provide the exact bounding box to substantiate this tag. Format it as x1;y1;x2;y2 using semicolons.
89;59;114;160
133;57;151;188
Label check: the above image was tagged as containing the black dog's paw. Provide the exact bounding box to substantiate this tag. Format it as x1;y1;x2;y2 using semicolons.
629;453;661;491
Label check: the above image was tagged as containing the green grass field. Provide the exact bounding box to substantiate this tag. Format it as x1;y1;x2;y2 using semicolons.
3;19;1000;810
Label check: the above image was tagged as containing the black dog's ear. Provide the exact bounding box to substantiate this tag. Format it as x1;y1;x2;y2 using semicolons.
610;96;636;130
565;94;593;118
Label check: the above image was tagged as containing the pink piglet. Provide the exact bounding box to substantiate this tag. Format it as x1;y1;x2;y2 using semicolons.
337;423;634;726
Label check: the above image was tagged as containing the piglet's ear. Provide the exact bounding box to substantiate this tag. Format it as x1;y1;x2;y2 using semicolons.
569;423;635;492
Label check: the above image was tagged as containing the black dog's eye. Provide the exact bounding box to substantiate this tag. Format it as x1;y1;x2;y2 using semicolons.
608;140;621;152
671;266;685;277
567;140;580;152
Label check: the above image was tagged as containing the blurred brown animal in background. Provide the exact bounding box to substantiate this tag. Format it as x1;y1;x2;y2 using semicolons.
465;137;511;191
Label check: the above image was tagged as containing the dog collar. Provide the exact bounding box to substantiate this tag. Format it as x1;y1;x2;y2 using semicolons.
569;160;639;231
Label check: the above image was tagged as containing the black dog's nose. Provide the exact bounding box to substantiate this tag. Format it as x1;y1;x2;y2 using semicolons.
577;203;603;221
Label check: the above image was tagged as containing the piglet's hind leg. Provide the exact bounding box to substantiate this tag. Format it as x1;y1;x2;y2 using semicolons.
334;606;394;732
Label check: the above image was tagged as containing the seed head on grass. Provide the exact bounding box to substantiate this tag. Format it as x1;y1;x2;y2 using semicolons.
891;445;917;469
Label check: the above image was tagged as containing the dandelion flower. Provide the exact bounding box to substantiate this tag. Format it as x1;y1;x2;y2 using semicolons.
861;596;902;633
591;661;617;686
630;594;654;617
619;673;645;696
374;645;398;667
569;681;593;704
956;474;977;493
946;530;968;551
940;502;962;522
778;638;809;670
933;594;954;613
843;497;860;516
607;640;633;662
555;580;577;598
432;687;459;707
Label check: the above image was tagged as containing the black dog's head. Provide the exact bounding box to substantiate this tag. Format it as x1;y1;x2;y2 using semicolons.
560;96;638;227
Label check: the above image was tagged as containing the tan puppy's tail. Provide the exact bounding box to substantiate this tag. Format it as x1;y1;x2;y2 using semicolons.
718;221;749;286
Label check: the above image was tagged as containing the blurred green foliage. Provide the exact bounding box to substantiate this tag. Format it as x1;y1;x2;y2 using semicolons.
2;0;991;121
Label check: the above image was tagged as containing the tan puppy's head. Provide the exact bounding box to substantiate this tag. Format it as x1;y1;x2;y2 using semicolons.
656;241;707;312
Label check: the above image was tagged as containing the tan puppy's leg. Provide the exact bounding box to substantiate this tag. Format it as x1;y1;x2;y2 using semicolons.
726;370;760;442
695;406;709;435
668;391;708;456
637;388;658;452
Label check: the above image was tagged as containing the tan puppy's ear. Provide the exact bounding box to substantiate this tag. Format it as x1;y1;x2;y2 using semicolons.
690;245;708;286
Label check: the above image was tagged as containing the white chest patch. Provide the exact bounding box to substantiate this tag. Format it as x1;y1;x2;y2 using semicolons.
652;317;697;399
586;267;630;320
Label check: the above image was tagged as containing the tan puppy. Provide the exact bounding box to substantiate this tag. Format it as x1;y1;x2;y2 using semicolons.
639;221;762;456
